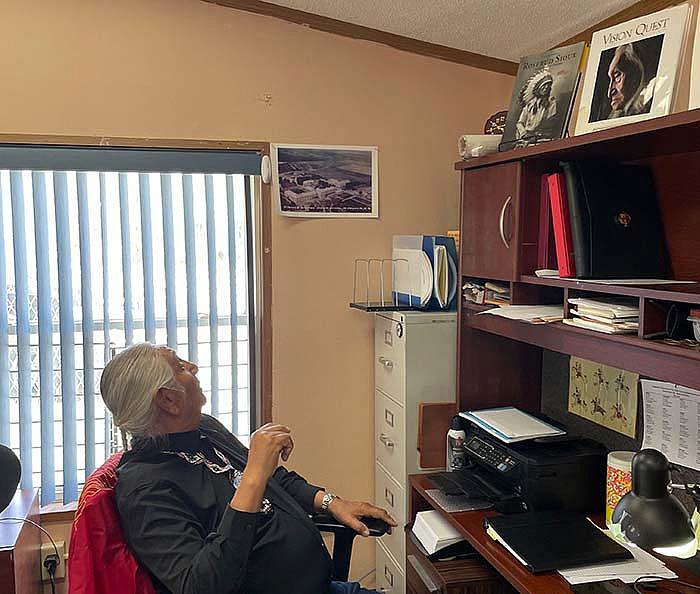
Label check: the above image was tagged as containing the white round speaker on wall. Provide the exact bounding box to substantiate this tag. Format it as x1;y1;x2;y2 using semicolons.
261;154;272;184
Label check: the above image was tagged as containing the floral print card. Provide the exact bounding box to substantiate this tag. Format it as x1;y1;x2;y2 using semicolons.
568;356;638;438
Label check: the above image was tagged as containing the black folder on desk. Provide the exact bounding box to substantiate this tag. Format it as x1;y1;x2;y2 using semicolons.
484;511;633;574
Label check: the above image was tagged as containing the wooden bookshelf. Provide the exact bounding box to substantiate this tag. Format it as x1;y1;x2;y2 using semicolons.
463;304;700;391
520;275;700;304
455;108;700;171
456;109;700;414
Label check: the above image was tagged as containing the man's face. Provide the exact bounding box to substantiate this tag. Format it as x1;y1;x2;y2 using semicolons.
538;80;553;98
159;347;206;417
607;53;627;112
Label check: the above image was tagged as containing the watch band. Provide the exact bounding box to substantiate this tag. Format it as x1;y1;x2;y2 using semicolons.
320;491;338;512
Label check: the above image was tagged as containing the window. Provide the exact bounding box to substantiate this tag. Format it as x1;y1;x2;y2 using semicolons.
0;145;262;504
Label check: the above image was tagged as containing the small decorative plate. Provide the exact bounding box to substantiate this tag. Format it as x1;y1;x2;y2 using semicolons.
484;110;508;135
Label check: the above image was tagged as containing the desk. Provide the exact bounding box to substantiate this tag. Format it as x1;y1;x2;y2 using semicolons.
409;474;700;594
0;488;41;594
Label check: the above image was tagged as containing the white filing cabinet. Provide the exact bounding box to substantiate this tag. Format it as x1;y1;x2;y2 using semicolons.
373;311;456;593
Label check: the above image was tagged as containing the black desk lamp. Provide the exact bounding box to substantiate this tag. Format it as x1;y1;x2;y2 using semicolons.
612;449;697;558
0;444;21;514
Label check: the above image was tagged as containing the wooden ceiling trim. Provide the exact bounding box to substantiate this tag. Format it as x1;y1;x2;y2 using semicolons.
556;0;687;47
201;0;518;75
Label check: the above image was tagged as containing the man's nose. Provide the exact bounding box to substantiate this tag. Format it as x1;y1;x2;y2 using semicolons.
607;80;615;98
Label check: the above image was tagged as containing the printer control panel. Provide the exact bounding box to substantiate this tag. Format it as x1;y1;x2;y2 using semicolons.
465;436;518;474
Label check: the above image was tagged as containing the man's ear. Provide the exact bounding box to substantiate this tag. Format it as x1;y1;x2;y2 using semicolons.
154;387;182;417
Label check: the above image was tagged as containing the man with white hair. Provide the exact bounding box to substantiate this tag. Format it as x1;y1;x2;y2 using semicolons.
606;43;654;119
101;343;396;594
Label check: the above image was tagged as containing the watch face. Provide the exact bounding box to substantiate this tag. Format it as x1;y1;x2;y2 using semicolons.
484;110;508;135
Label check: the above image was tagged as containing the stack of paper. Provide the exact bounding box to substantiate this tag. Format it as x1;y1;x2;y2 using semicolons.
563;297;639;334
460;407;566;444
559;532;677;584
462;280;510;305
478;305;564;324
411;510;464;555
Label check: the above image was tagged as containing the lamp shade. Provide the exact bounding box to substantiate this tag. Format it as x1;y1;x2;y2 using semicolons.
612;449;696;558
0;444;21;514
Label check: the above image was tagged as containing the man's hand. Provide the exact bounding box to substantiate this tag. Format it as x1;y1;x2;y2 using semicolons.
325;497;398;537
232;424;293;513
245;423;294;483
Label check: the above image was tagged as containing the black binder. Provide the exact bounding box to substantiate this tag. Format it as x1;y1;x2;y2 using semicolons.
484;511;633;573
560;161;670;279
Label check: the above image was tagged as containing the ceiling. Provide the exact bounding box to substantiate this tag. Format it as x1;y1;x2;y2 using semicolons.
263;0;639;61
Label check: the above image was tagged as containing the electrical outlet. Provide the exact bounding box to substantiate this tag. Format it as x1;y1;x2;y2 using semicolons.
41;540;66;581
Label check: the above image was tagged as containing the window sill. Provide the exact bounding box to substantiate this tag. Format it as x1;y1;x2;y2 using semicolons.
40;501;78;523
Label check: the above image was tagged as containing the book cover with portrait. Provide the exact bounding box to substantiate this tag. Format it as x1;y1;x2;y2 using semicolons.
691;7;700;110
575;3;691;135
499;42;585;152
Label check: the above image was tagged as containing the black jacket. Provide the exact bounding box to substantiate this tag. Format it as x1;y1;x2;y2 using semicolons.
115;415;333;594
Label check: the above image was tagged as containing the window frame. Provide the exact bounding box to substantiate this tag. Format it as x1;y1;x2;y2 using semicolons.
0;134;274;515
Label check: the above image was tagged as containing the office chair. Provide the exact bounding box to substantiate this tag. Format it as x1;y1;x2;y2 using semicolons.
68;452;388;593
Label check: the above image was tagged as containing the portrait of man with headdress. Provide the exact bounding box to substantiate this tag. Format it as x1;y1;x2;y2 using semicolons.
499;42;585;152
515;68;558;144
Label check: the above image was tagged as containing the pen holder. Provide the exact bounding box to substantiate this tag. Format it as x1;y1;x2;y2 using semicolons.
606;451;634;528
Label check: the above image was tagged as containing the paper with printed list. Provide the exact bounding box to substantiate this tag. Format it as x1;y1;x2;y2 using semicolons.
641;380;700;471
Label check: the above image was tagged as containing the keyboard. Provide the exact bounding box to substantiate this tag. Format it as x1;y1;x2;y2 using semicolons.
427;471;491;499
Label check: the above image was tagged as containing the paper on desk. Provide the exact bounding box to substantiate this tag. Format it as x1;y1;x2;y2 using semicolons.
574;278;696;285
559;533;677;584
537;277;697;285
642;380;700;471
477;305;563;322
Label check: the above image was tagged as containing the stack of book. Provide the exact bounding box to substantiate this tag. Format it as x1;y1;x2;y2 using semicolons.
462;280;510;306
563;298;639;334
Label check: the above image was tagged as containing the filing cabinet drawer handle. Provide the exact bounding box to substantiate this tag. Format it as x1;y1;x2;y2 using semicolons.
498;195;512;249
384;487;394;507
378;356;394;369
379;433;395;448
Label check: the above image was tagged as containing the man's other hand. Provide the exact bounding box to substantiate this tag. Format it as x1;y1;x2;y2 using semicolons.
327;498;398;537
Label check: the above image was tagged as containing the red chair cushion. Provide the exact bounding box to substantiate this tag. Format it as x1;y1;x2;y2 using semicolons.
68;452;157;594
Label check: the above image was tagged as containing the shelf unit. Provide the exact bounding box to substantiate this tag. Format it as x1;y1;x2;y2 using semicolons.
456;109;700;413
464;305;700;389
455;108;700;171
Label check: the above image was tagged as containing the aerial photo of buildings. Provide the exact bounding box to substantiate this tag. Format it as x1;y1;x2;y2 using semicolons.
276;146;375;216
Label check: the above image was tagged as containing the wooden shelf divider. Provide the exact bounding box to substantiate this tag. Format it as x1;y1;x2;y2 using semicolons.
464;308;700;390
520;275;700;304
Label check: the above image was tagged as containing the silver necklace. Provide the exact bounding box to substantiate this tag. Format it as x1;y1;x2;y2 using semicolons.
164;446;273;515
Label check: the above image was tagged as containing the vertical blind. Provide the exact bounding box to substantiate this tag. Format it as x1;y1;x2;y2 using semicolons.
0;150;260;505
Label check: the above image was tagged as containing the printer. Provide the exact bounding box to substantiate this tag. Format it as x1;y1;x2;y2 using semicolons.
447;419;607;514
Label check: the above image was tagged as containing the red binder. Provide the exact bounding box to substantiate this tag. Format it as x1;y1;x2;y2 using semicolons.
537;175;557;270
547;172;576;277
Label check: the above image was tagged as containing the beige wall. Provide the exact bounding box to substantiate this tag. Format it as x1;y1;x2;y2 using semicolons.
1;0;513;588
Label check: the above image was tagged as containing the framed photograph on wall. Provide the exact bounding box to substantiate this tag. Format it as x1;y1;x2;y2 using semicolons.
272;144;378;218
575;3;691;135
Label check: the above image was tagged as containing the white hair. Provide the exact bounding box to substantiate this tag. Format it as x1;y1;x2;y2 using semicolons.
100;343;179;445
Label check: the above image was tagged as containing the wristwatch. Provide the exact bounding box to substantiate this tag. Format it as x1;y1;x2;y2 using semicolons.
320;491;338;512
